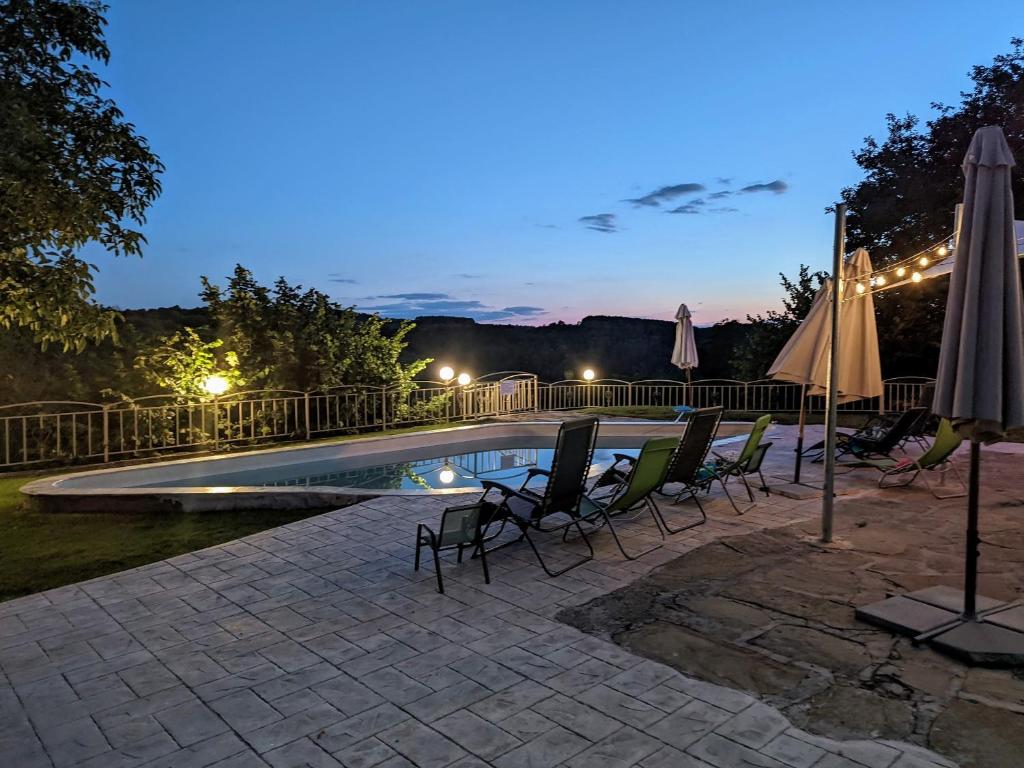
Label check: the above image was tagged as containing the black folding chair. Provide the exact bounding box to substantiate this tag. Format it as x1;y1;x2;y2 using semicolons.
477;416;599;577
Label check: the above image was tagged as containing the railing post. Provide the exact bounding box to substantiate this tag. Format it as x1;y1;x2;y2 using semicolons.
212;396;220;451
304;391;312;440
102;405;110;464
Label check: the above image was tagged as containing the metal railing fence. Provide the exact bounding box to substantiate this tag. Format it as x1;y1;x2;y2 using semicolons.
1;374;932;471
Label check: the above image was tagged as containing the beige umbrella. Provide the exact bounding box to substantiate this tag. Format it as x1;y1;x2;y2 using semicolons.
671;303;699;381
768;248;883;481
930;126;1024;639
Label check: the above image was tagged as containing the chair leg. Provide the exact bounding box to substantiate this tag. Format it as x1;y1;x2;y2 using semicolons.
757;470;770;496
717;476;743;515
414;526;424;571
431;545;444;594
477;536;491;584
596;507;662;561
657;487;707;534
522;523;594;578
457;544;464;563
924;462;967;499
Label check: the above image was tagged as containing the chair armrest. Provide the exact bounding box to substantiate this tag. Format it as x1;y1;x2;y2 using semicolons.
480;480;539;505
525;468;551;479
611;453;637;464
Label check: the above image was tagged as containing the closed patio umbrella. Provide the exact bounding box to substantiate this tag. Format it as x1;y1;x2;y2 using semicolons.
768;248;883;482
929;125;1024;646
671;303;699;382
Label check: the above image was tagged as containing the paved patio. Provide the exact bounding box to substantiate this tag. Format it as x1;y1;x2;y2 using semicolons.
0;425;962;768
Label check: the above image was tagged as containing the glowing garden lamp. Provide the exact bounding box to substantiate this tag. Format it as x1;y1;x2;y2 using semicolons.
439;365;454;383
457;372;471;386
582;369;595;382
202;374;229;451
202;374;230;396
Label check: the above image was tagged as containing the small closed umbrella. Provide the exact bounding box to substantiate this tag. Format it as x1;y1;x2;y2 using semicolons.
768;248;883;482
931;125;1024;632
671;303;699;381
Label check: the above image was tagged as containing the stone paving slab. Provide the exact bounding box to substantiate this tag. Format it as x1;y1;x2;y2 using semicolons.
0;430;957;767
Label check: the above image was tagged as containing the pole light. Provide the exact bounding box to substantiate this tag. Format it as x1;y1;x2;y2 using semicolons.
457;372;471;386
439;365;454;383
582;369;595;382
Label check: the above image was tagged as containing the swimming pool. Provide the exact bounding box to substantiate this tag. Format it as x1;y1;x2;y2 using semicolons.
145;438;640;492
22;421;752;512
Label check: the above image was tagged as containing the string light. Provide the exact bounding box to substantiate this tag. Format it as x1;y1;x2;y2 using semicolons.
918;256;930;267
896;267;906;278
937;245;948;257
875;275;886;286
842;229;957;302
911;271;923;283
855;283;866;294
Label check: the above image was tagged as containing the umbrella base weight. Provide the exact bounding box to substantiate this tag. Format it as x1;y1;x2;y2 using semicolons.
857;586;1024;667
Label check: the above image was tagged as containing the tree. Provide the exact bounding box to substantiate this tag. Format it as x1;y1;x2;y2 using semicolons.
200;265;430;391
840;39;1024;376
133;328;243;400
730;265;826;380
1;0;163;350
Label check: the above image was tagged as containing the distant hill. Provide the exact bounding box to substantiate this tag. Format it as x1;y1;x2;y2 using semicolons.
402;315;750;382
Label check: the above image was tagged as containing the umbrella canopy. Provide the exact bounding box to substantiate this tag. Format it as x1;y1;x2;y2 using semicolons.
933;126;1024;443
671;303;699;371
767;248;883;403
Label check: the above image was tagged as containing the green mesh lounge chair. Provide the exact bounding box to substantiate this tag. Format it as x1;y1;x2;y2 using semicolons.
578;437;677;560
477;416;599;577
710;413;773;513
858;418;966;499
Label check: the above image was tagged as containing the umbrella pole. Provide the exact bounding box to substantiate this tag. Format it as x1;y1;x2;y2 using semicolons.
822;203;846;544
963;440;981;620
793;385;807;484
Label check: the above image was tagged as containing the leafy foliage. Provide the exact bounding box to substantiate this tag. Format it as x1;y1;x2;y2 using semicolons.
200;265;430;392
729;265;826;380
133;328;243;400
840;38;1024;376
0;0;163;350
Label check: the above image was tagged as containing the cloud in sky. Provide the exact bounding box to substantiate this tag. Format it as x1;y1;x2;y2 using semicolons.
709;206;740;213
328;275;357;283
360;295;547;323
666;199;707;215
708;190;733;199
624;182;705;207
739;179;789;194
579;213;618;233
455;273;483;279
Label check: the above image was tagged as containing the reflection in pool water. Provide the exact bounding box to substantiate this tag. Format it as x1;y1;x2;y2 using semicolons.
146;443;641;491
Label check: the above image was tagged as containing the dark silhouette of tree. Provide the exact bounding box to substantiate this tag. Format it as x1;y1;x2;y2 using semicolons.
1;0;163;350
840;38;1024;376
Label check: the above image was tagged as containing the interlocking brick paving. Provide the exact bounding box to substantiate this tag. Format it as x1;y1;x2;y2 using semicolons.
0;425;959;767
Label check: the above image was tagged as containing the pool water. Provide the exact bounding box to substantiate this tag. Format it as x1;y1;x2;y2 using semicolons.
143;438;642;491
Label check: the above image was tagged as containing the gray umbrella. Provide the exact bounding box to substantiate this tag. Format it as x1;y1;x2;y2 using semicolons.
932;125;1024;624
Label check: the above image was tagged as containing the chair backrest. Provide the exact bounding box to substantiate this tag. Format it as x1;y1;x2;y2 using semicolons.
665;406;722;484
606;437;678;512
746;441;772;474
539;416;599;517
873;407;928;453
916;419;963;468
438;503;485;547
736;414;772;466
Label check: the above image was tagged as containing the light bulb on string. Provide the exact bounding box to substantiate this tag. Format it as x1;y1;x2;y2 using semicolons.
919;256;930;267
855;283;866;294
937;245;948;257
896;267;906;278
911;271;923;283
875;275;886;287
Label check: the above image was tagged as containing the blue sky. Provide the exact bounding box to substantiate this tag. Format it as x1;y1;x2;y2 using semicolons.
89;1;1020;326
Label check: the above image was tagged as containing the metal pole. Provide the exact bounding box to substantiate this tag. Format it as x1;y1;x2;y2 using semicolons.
793;385;807;484
963;441;981;619
212;395;220;451
822;203;846;543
